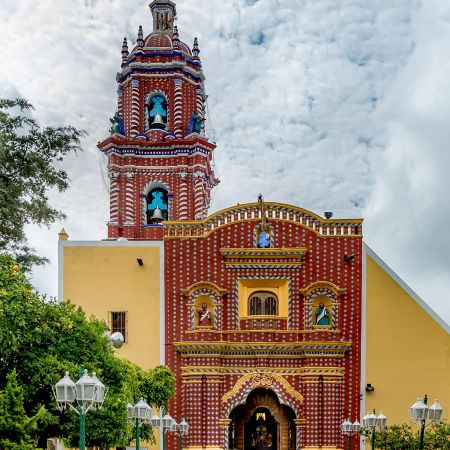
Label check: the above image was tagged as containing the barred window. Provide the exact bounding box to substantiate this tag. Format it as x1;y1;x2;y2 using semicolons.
111;311;127;343
248;292;278;316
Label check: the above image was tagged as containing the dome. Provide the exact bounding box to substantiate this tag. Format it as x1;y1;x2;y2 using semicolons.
145;33;173;49
142;32;192;56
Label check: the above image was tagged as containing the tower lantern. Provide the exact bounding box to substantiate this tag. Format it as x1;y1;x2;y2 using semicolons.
150;0;177;32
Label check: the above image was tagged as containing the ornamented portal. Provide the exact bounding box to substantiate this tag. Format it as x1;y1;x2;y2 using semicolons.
230;389;296;450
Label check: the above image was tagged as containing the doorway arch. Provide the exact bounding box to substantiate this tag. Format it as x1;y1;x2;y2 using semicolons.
230;389;296;450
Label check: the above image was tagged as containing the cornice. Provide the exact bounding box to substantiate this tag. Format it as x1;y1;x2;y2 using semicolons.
174;340;352;359
220;247;307;269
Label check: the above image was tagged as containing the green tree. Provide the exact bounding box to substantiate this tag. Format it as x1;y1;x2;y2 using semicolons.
0;254;175;448
0;98;85;268
368;422;450;450
0;369;45;450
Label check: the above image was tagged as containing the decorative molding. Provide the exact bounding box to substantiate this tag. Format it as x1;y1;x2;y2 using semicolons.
220;247;307;269
174;340;351;359
299;281;346;297
222;372;304;404
182;281;227;297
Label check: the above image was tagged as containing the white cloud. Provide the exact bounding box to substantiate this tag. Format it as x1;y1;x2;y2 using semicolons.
0;0;448;324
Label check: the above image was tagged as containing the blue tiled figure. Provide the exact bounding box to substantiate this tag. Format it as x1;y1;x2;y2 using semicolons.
257;230;270;248
149;96;167;118
147;190;168;212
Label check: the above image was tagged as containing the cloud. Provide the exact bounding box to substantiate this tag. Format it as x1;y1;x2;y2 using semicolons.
0;0;448;324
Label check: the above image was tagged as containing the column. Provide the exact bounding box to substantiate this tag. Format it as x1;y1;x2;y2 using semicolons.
109;172;119;225
178;172;189;220
174;79;183;137
193;171;205;220
130;79;140;136
196;87;205;135
117;87;123;117
219;419;231;450
124;173;135;225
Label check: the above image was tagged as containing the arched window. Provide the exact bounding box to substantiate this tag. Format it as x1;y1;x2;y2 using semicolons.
147;94;167;129
248;292;278;316
147;188;168;223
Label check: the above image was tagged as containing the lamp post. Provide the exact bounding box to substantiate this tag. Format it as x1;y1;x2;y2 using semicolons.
151;408;175;450
151;408;188;450
341;418;360;450
54;367;107;450
127;398;152;450
410;395;443;450
362;410;387;450
178;418;189;450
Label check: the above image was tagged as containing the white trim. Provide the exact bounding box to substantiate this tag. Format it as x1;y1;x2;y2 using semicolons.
59;240;163;247
58;239;166;365
159;241;165;365
58;240;64;302
360;244;367;450
364;243;450;333
144;180;170;196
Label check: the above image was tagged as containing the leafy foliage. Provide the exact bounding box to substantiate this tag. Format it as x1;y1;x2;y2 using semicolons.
0;254;175;448
0;98;85;268
363;422;450;449
0;370;46;450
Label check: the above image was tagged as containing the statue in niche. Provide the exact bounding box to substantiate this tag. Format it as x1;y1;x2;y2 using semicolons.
257;230;270;248
189;111;203;134
250;424;273;450
315;301;330;326
110;112;125;135
197;302;212;327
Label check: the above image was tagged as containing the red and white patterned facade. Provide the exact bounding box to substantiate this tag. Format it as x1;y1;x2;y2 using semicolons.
100;2;364;449
98;0;218;240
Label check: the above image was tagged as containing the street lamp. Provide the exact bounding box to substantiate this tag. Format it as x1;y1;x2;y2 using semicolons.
127;398;152;450
151;408;179;450
410;395;444;450
362;410;387;450
178;418;189;450
54;367;107;450
341;418;360;450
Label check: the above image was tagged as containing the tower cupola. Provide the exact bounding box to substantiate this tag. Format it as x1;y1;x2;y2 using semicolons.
150;0;177;33
99;0;219;240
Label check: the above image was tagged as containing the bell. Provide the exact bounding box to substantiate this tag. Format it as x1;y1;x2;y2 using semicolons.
151;113;166;129
150;206;164;223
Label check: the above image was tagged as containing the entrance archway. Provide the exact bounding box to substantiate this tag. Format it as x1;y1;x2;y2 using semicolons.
230;389;296;450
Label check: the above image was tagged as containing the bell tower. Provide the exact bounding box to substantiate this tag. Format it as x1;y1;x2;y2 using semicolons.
99;0;219;240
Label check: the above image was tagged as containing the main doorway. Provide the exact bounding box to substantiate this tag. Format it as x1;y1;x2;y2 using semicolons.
229;389;296;450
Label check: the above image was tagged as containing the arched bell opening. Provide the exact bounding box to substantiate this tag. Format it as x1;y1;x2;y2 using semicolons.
229;388;296;450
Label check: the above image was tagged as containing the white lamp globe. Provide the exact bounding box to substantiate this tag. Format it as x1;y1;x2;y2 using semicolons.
54;372;76;408
428;400;443;421
75;370;96;404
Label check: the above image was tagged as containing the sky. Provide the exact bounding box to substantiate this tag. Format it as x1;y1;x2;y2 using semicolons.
0;0;449;325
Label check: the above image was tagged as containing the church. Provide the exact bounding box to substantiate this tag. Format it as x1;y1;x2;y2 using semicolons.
58;1;450;449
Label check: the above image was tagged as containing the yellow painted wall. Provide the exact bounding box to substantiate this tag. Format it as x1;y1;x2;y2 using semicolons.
365;252;450;425
61;243;162;370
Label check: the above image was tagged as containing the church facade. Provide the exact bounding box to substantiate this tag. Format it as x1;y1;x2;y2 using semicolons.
59;2;450;450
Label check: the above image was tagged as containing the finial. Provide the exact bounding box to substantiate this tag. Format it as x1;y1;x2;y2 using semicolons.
192;37;200;59
137;25;144;48
121;37;129;60
173;25;180;49
258;194;267;226
58;228;69;241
